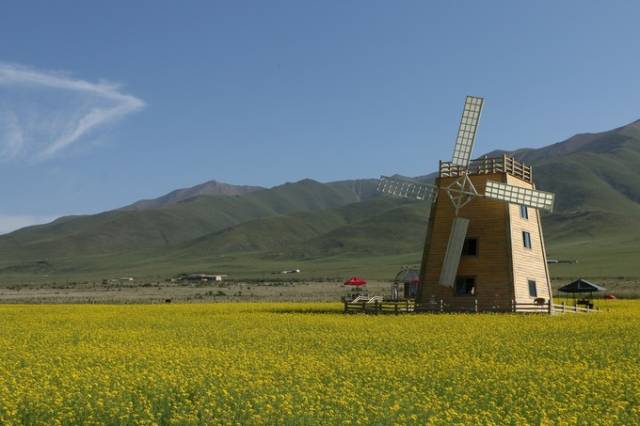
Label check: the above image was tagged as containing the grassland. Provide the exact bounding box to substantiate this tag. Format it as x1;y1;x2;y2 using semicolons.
0;280;392;304
1;302;639;424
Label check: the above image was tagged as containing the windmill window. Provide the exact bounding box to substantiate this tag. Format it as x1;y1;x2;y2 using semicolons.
455;277;476;296
462;238;478;256
528;280;538;297
522;231;532;249
520;205;528;219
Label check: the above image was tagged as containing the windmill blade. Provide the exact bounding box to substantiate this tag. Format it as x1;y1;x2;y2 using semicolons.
439;217;470;287
484;180;555;212
377;176;439;202
451;96;484;167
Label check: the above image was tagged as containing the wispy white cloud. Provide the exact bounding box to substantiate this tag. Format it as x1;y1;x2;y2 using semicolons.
0;63;144;161
0;110;24;159
0;214;59;235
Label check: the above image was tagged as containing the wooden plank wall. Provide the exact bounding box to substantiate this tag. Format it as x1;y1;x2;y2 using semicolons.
506;175;552;303
419;173;514;309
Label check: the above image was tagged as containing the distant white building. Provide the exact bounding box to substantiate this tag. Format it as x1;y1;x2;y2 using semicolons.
184;273;226;282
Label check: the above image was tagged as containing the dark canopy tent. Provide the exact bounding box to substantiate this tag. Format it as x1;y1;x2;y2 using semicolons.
558;278;607;294
558;279;606;307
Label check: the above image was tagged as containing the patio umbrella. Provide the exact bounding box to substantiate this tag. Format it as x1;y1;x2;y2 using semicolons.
344;276;367;286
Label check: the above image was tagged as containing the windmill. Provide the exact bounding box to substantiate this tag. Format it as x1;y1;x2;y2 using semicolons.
378;96;555;311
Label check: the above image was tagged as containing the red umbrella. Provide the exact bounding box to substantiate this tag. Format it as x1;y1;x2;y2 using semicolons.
344;276;367;286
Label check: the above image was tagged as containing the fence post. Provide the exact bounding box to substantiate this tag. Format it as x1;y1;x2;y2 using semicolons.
511;299;515;313
574;304;577;313
440;299;444;313
362;301;367;313
374;300;379;315
547;301;552;314
474;299;478;313
562;302;565;313
344;300;348;313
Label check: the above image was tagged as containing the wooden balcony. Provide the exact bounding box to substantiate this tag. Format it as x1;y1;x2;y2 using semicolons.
439;154;532;183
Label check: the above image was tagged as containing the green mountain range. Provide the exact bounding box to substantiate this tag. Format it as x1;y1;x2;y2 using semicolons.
2;119;640;282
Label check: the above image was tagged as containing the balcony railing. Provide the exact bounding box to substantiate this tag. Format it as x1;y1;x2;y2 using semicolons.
440;154;532;183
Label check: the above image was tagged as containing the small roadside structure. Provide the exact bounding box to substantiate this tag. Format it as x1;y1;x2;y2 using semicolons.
183;274;226;283
394;268;419;299
558;278;607;309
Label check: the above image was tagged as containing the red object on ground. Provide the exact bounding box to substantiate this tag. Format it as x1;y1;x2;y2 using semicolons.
605;294;617;299
344;276;367;286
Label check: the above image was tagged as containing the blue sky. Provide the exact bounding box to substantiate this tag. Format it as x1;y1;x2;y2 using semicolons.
1;1;639;232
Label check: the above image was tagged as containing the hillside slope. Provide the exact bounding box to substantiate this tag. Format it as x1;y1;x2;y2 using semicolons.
171;198;423;258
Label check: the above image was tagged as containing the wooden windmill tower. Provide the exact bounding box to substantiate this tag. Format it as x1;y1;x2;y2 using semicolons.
378;96;556;311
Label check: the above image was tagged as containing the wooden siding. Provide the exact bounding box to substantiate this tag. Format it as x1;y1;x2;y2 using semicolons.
419;173;513;309
418;172;552;310
506;175;552;303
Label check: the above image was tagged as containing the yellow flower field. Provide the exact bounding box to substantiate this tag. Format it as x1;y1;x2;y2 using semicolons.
0;301;639;425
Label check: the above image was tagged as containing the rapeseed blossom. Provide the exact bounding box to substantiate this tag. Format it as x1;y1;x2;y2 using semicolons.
0;301;638;424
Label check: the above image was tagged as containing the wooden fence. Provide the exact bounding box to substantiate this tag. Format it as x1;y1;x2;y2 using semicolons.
551;302;597;314
343;297;416;315
344;297;597;315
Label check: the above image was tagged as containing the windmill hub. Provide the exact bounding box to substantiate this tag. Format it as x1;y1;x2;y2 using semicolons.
445;174;478;215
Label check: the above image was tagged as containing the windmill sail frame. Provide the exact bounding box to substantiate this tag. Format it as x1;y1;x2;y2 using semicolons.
484;180;555;212
438;217;470;287
451;96;484;167
377;176;439;202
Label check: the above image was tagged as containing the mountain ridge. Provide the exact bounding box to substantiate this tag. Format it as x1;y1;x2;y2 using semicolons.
1;118;640;279
122;180;265;211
